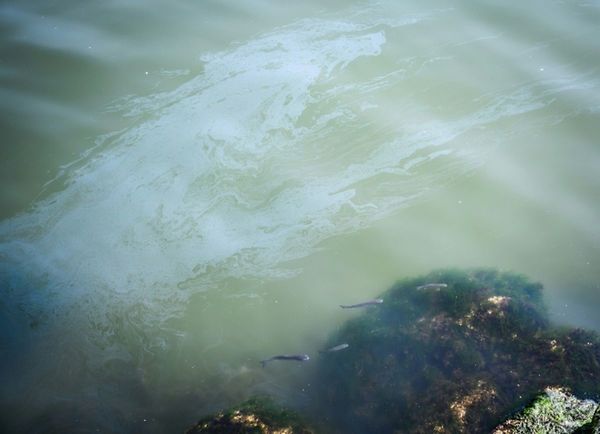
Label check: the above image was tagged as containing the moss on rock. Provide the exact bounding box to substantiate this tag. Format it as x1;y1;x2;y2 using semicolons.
185;396;315;434
493;387;598;433
311;268;600;433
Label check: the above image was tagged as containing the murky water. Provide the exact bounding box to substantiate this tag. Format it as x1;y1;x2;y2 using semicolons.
1;0;599;432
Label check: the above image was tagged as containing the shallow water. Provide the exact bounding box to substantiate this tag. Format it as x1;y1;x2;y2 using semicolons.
1;0;599;432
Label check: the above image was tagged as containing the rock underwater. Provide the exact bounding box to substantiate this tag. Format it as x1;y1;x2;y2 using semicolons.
185;269;600;433
310;268;600;433
185;396;315;434
493;387;599;433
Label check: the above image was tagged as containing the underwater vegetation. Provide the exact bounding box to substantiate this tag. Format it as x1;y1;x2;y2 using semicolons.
310;268;600;433
186;269;600;433
492;387;599;433
185;396;315;434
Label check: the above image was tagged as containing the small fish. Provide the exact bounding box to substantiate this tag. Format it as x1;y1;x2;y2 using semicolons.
416;283;448;291
319;343;350;353
260;354;310;368
340;298;383;309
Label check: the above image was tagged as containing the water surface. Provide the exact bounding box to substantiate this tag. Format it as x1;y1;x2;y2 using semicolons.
1;0;599;432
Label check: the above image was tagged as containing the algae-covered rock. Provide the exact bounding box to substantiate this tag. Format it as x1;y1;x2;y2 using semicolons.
185;396;315;434
493;387;598;433
312;269;600;433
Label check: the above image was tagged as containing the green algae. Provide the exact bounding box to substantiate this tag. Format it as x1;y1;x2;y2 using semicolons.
493;387;598;433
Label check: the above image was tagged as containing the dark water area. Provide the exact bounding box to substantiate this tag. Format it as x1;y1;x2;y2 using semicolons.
1;0;600;432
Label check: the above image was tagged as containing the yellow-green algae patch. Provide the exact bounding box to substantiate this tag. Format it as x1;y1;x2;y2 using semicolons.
493;387;598;434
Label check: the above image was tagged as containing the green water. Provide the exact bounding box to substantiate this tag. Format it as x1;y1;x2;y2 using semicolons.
1;0;599;432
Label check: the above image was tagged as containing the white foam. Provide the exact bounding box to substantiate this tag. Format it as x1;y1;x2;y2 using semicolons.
0;6;582;338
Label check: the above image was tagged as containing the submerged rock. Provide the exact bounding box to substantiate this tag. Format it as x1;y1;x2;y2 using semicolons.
493;387;598;433
185;396;315;434
311;268;600;433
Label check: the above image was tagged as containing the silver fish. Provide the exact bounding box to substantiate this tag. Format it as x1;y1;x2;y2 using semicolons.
340;298;383;309
260;354;310;368
416;283;448;291
319;343;350;353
